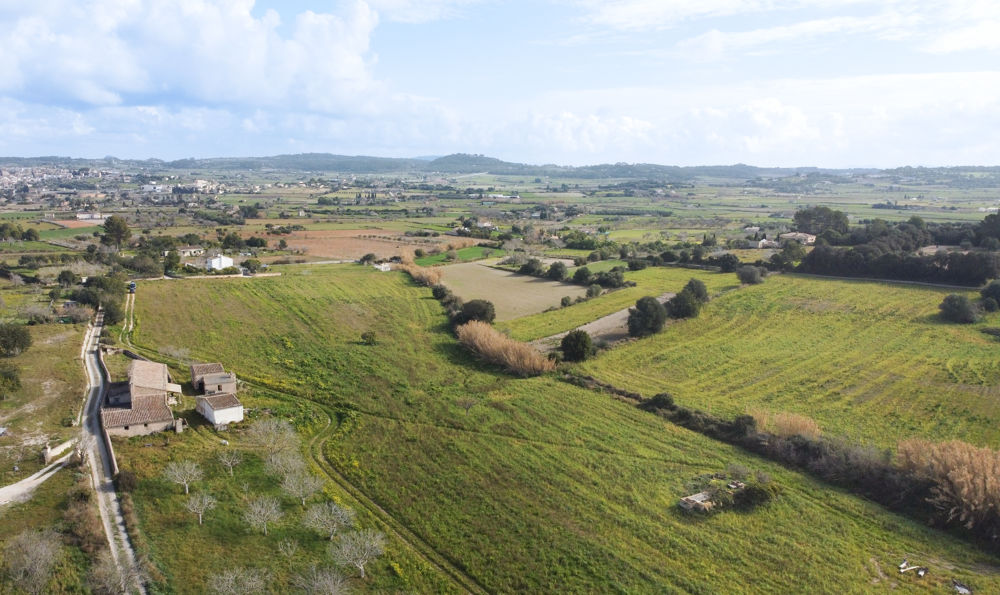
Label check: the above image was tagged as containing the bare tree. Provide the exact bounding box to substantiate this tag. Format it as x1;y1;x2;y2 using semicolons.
163;460;203;494
185;492;218;525
266;450;306;477
3;529;61;595
304;502;356;540
217;449;243;477
277;539;299;559
243;496;283;535
455;397;479;415
282;471;325;506
330;529;385;578
208;567;270;595
247;418;297;457
291;566;351;595
88;549;148;595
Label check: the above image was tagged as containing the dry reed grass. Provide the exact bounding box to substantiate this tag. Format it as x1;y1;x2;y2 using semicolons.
749;409;822;439
898;439;1000;530
456;320;555;377
399;263;443;287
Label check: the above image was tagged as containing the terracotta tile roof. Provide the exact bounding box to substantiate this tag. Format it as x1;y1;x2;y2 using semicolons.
190;363;225;379
128;360;169;391
200;393;242;410
101;395;173;428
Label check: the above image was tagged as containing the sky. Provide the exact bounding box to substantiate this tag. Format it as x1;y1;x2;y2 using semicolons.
1;0;999;167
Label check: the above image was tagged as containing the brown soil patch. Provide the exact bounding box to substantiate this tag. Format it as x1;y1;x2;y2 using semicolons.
51;219;104;228
273;230;476;260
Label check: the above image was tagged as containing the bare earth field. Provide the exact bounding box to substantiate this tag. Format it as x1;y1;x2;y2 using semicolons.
441;261;588;320
278;229;476;260
50;219;104;228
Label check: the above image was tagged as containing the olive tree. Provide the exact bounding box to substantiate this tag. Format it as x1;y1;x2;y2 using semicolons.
627;296;667;337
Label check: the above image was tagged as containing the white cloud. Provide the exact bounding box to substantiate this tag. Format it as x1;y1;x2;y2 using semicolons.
0;0;380;112
366;0;481;23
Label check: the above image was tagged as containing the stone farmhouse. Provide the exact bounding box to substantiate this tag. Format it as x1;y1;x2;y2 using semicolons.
190;363;243;429
101;360;182;437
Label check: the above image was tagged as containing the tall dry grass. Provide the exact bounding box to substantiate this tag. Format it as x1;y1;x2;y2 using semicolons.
399;263;443;287
898;439;1000;530
456;321;555;377
749;409;822;439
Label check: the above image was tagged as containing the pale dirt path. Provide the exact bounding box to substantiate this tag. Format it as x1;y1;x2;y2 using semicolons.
531;291;675;353
82;310;147;593
0;452;73;505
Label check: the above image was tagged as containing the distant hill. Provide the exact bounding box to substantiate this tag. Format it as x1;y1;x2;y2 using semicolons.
0;152;981;182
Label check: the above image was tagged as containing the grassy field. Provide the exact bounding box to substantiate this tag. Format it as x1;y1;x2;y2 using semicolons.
126;264;1000;593
0;323;87;477
0;466;92;593
498;267;738;341
414;245;503;266
580;274;1000;448
439;261;588;321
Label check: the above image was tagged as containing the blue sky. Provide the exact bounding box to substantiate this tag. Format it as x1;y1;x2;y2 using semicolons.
1;0;999;167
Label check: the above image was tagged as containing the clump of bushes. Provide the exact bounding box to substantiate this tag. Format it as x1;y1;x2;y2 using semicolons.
939;294;978;323
736;265;767;285
456;321;554;376
560;329;594;362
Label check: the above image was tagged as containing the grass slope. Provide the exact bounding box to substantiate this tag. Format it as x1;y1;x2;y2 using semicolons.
581;274;1000;448
128;264;1000;592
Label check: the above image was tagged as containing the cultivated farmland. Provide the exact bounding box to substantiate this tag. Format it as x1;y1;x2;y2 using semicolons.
125;264;1000;593
439;261;588;320
582;274;1000;448
498;266;737;341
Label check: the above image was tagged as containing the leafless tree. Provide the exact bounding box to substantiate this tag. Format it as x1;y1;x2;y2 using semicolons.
163;460;203;494
3;529;61;595
185;492;218;525
266;450;306;477
247;418;297;457
291;566;351;595
282;470;325;506
330;529;385;578
304;501;356;540
88;549;148;595
217;449;243;477
456;397;479;415
243;496;283;535
277;539;299;559
207;567;270;594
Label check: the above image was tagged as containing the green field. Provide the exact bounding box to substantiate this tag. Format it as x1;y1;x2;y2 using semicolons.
127;264;1000;593
498;267;738;341
414;245;503;266
581;274;1000;448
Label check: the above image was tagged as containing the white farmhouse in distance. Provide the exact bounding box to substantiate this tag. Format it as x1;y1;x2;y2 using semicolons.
206;254;234;270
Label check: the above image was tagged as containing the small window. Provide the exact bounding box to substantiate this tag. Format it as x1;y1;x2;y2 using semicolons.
123;426;129;430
